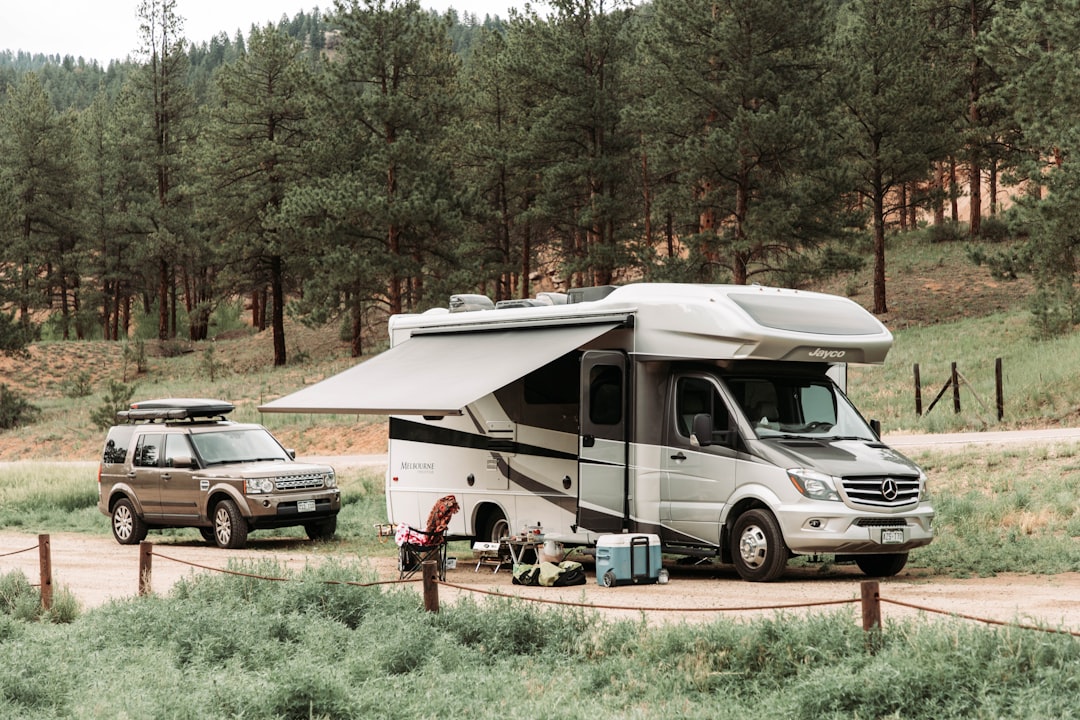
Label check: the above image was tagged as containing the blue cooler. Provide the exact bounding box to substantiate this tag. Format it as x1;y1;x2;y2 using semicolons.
595;534;661;586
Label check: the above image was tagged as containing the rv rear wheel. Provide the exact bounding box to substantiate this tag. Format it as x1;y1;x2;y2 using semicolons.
478;508;510;544
855;552;908;577
731;509;788;582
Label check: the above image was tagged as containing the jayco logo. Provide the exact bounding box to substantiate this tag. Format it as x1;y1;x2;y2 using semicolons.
399;461;436;472
808;348;847;360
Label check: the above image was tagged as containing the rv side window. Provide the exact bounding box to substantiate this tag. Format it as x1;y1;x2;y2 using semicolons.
588;366;622;426
524;353;580;405
676;377;730;441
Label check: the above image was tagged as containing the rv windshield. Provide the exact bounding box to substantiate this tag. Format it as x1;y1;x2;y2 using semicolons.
726;376;877;441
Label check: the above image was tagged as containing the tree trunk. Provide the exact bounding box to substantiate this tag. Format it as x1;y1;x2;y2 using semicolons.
270;255;286;366
873;175;888;315
158;258;169;340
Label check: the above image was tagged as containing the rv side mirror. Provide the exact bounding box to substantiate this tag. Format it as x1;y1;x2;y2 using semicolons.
870;419;882;439
690;413;713;447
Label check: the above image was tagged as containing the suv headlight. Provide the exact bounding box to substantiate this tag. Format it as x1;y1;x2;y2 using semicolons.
788;468;841;502
246;478;275;494
324;470;337;489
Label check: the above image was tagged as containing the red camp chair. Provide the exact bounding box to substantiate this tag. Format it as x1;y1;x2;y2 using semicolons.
396;495;460;581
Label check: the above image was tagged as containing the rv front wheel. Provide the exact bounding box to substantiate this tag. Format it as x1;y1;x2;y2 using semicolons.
731;509;788;582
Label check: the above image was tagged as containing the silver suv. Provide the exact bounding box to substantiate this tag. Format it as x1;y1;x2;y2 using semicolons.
97;398;341;548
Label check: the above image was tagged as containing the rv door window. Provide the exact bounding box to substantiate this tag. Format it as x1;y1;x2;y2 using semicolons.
589;366;623;426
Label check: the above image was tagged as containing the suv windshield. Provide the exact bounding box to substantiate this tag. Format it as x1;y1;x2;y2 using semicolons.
726;376;877;441
190;428;291;465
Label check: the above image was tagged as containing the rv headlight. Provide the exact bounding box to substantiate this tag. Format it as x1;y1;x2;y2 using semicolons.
246;478;275;495
788;469;841;502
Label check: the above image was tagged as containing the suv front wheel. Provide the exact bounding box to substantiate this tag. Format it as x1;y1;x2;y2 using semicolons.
111;498;148;545
305;516;337;541
212;499;249;549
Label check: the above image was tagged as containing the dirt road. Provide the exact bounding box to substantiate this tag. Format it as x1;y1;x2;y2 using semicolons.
3;530;1079;631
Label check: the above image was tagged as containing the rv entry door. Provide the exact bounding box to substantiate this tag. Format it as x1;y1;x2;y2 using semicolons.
578;350;629;534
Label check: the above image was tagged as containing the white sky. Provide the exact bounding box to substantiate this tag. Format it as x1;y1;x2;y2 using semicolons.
2;0;532;64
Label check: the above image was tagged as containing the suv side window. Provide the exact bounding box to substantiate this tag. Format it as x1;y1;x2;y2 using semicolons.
133;433;163;468
163;434;194;468
102;427;134;464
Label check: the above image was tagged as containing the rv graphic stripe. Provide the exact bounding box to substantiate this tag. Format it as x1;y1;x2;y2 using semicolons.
389;417;577;461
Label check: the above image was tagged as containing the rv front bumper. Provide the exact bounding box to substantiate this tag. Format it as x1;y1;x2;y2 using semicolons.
776;505;934;555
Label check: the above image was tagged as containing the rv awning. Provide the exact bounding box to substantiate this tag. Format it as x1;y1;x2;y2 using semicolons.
258;322;620;416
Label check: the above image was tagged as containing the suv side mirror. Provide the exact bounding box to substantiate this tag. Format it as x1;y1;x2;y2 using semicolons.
167;455;194;469
870;419;882;439
690;413;713;448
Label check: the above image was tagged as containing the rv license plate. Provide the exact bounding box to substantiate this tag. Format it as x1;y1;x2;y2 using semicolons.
297;499;316;513
881;529;904;544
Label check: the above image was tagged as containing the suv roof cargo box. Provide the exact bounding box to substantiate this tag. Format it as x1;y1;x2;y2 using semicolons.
118;398;235;423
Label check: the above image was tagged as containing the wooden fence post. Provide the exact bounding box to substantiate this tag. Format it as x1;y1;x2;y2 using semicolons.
913;363;922;416
38;534;52;611
995;358;1004;421
861;580;881;631
139;541;153;597
422;560;440;613
951;362;961;413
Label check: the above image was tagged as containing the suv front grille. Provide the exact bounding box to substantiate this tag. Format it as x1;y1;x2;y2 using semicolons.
841;476;920;508
274;473;327;492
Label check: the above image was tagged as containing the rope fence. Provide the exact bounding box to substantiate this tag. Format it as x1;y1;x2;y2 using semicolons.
5;536;1080;638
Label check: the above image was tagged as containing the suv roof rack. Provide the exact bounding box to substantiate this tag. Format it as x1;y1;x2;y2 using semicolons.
118;398;235;423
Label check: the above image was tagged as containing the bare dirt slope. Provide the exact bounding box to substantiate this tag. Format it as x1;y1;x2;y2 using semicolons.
3;530;1078;632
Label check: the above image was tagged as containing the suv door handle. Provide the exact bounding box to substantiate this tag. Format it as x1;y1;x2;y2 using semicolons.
670;452;686;462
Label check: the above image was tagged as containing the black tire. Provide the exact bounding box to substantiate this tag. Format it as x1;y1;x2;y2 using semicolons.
479;507;510;544
731;508;789;582
111;498;147;545
305;516;338;541
212;499;249;549
855;552;908;577
198;527;216;544
602;570;616;588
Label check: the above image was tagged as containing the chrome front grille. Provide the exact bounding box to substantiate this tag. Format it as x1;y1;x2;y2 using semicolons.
842;476;921;508
273;473;326;492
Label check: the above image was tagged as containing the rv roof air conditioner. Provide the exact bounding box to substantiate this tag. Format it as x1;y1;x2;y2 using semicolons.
496;298;548;309
567;285;617;304
449;294;495;313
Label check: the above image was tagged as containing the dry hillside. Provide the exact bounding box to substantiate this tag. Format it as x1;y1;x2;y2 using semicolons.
0;243;1035;461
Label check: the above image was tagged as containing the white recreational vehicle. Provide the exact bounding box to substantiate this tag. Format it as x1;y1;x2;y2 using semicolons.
261;283;934;581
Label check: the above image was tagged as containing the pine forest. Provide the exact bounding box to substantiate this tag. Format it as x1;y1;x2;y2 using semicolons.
1;0;1078;366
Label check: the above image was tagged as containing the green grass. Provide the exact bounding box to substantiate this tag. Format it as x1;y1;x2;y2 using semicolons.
1;561;1078;719
850;308;1080;434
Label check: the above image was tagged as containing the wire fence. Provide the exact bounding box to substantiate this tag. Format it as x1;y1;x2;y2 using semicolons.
5;535;1080;638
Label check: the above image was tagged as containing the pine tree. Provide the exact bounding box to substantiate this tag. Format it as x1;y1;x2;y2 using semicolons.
828;0;960;313
202;25;314;366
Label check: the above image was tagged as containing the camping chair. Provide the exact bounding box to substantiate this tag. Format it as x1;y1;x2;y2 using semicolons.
396;495;460;581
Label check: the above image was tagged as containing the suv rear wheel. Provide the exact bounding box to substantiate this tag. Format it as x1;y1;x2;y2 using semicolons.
212;499;249;549
111;498;148;545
